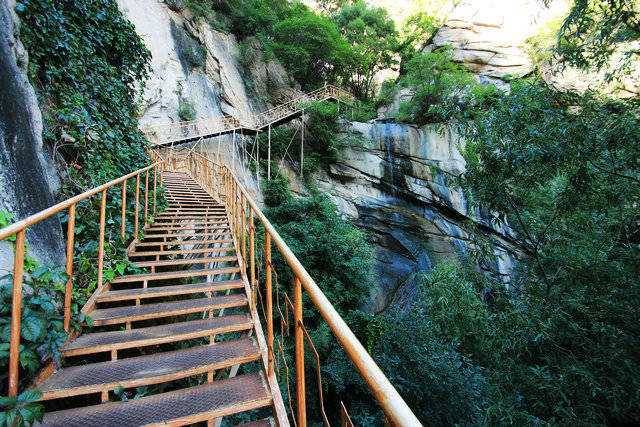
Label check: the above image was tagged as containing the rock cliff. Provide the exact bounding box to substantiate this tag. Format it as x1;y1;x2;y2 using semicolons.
311;121;519;312
426;0;570;87
0;0;64;274
119;0;520;312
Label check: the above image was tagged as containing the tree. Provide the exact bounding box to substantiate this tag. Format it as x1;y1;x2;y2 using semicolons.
398;47;478;124
455;80;640;422
555;0;640;79
332;1;399;100
271;8;349;89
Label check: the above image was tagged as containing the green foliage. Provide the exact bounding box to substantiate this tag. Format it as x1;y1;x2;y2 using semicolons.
556;0;640;80
398;47;476;124
0;390;44;426
455;79;640;423
332;1;399;100
525;13;567;70
183;41;206;69
164;0;186;12
303;101;343;168
16;0;152;185
178;99;196;121
0;267;70;378
259;179;376;423
262;175;291;206
263;182;373;314
271;9;349;90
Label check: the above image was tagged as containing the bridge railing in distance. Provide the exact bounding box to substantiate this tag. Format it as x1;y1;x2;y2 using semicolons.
252;84;356;129
166;147;421;427
143;85;356;147
143;114;251;147
0;159;166;398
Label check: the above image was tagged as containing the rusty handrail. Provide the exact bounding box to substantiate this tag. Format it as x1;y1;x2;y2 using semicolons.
175;148;421;426
0;162;162;240
0;159;165;397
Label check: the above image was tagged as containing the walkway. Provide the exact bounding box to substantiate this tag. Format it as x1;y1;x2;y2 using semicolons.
144;85;355;146
37;171;279;426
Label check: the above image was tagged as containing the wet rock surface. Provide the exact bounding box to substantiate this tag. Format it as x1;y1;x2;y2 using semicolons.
311;121;520;312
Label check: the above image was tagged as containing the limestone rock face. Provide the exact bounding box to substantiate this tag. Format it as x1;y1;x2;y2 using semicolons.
118;0;300;129
0;0;65;274
308;121;520;313
117;0;225;129
119;0;520;313
427;0;570;82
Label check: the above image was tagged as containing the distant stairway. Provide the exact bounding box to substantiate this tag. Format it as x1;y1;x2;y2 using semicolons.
36;171;277;426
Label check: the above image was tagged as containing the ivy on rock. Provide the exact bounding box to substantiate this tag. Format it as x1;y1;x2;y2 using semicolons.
16;0;152;185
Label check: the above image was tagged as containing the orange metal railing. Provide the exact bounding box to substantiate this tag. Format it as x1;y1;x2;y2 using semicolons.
143;85;356;147
0;159;166;397
168;147;421;426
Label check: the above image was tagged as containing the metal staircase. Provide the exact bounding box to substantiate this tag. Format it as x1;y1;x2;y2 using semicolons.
0;146;421;426
34;171;278;425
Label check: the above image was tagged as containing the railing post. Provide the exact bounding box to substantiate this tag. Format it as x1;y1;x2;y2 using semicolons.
8;230;26;397
294;275;306;426
241;193;246;268
63;204;76;332
153;165;157;215
144;170;149;225
249;209;256;310
121;179;127;240
234;180;239;240
97;189;107;289
265;232;274;377
134;174;140;239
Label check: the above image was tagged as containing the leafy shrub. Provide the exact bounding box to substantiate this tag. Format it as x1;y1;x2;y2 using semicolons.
398;47;476;124
16;0;152;185
10;2;165;408
178;99;196;121
262;175;290;206
164;0;186;12
457;81;640;422
258;179;376;423
0;390;43;426
170;21;206;69
271;10;349;90
184;43;206;69
332;1;399;101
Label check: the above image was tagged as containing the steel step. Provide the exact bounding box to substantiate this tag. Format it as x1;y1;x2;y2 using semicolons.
63;313;252;357
97;278;244;302
89;294;247;325
110;266;240;283
38;372;272;426
39;338;259;400
128;246;235;257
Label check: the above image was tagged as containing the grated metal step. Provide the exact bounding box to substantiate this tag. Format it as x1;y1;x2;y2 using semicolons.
110;266;240;283
38;372;271;426
63;313;253;357
89;294;247;326
39;337;260;400
96;279;244;302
